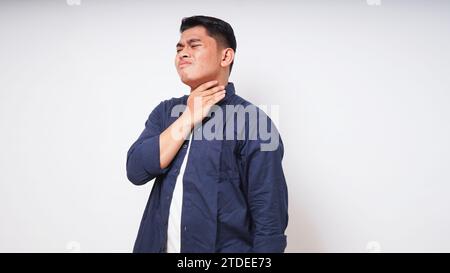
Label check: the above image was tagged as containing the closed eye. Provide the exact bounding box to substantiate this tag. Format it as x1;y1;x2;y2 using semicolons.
176;44;200;53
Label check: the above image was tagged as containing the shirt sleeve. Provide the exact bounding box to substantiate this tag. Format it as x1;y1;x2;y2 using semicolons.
126;101;170;185
240;108;289;253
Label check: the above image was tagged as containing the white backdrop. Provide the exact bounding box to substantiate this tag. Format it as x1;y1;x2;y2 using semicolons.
1;0;450;252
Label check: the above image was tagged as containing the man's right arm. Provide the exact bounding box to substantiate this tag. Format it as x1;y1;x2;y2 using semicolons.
159;80;226;169
126;81;225;185
126;100;169;185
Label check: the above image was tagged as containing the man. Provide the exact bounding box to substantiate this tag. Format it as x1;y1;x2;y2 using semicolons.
126;15;288;253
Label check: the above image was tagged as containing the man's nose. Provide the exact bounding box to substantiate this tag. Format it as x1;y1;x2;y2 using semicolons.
178;47;190;59
179;51;189;59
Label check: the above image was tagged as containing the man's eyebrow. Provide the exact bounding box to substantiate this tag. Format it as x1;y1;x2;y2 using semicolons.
176;38;202;48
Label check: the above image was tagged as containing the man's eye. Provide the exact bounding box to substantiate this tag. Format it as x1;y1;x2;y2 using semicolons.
191;44;200;48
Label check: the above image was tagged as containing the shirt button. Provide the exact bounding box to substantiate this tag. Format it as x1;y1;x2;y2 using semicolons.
183;144;188;149
183;226;187;232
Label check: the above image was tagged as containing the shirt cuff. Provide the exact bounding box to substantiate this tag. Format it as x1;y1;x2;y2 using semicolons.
140;134;170;176
252;234;287;253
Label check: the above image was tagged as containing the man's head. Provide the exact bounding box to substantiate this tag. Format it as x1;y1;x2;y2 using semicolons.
175;15;236;89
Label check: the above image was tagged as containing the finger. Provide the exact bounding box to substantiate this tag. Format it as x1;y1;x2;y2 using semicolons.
204;89;226;101
206;90;226;105
197;80;219;92
201;85;225;96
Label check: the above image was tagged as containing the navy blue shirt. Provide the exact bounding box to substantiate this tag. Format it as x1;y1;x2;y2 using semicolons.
126;82;288;253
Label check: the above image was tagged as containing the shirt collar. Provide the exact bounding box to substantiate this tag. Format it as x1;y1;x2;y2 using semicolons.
219;81;236;105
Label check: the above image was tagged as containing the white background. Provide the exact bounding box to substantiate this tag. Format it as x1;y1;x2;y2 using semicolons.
1;0;450;252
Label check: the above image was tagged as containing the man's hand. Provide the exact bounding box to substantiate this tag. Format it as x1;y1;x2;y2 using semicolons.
184;80;226;127
159;80;226;169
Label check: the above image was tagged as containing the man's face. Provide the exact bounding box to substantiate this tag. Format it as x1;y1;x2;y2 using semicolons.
175;26;222;88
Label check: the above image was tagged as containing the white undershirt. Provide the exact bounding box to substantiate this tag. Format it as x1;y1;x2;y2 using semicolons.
166;132;193;253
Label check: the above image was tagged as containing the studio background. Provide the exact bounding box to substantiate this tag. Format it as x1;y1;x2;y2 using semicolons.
1;0;450;252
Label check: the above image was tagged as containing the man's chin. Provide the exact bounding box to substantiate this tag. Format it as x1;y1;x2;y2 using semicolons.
180;75;209;90
180;78;196;89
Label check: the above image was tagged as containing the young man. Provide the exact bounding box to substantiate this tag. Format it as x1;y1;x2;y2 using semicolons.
126;15;288;253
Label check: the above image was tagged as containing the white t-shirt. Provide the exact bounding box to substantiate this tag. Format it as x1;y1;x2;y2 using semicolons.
166;132;193;253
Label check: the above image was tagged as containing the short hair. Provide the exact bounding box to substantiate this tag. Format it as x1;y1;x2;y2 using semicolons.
180;15;237;74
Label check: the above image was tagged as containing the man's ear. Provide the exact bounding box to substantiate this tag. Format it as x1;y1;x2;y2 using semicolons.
220;48;235;69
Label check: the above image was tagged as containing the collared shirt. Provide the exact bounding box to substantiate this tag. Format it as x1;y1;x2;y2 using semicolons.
126;82;288;253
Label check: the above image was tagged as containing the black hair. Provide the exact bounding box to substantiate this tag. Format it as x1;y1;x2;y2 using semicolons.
180;15;237;74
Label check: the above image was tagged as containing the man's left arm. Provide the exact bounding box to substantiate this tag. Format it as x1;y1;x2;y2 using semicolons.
242;113;289;253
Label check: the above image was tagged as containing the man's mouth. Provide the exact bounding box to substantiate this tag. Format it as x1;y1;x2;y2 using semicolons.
178;61;192;68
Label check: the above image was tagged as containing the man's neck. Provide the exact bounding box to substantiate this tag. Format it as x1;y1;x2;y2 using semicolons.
190;75;229;92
